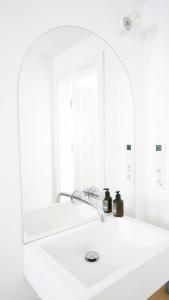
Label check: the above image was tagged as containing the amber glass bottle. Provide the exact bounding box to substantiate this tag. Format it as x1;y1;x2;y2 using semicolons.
103;188;112;213
113;191;124;217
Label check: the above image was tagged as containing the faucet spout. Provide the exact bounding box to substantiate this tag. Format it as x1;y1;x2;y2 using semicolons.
56;192;72;202
94;203;105;222
71;190;105;222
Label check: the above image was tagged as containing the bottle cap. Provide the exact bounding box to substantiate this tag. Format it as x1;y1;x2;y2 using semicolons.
115;191;121;200
103;188;110;198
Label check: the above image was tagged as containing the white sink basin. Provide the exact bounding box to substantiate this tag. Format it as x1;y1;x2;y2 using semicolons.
24;216;169;300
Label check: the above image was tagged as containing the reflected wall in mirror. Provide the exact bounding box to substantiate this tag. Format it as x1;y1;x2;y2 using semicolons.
19;26;134;243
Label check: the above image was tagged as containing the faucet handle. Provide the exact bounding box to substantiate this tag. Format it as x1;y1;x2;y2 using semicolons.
71;190;86;205
83;186;104;202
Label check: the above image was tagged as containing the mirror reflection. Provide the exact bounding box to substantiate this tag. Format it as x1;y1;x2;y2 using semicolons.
19;27;134;243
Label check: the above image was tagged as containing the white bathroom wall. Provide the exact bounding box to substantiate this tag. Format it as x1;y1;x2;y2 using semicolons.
20;54;54;213
0;1;143;300
137;0;169;228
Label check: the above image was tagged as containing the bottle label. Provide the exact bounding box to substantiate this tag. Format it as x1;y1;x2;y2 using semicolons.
103;200;109;213
113;204;116;215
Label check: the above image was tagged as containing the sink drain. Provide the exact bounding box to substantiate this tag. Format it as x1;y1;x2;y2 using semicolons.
85;251;99;262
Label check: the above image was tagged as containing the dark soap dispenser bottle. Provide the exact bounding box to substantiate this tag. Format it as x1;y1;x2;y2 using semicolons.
103;188;112;213
113;191;124;217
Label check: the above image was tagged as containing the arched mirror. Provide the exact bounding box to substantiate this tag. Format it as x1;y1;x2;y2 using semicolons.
19;26;134;243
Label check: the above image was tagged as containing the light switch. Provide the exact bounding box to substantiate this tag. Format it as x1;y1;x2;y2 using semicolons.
126;144;133;182
154;144;166;188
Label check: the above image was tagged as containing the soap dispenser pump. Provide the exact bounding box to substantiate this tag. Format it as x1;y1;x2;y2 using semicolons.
103;188;112;213
113;191;124;217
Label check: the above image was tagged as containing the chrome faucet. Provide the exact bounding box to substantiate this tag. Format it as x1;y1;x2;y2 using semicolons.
57;190;105;222
57;192;72;202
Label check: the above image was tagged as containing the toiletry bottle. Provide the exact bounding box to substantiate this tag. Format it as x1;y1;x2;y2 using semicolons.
103;188;112;213
113;191;124;217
